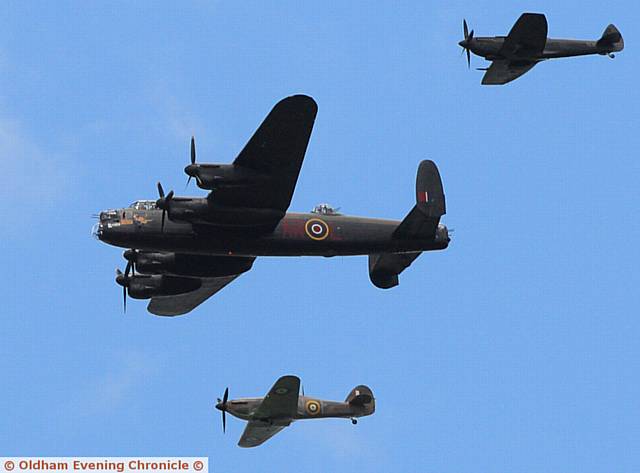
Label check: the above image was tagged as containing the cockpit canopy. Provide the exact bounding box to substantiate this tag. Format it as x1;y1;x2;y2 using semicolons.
311;203;341;215
129;200;157;210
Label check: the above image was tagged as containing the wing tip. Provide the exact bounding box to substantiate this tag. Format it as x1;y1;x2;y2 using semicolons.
277;94;318;116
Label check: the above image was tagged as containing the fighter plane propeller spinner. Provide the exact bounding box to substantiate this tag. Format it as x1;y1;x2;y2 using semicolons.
93;95;450;316
215;375;375;448
459;13;624;84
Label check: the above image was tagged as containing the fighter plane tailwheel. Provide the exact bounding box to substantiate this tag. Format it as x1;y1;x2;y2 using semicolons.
351;418;358;425
608;53;615;59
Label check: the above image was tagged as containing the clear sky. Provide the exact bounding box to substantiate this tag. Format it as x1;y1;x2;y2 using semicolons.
1;1;639;471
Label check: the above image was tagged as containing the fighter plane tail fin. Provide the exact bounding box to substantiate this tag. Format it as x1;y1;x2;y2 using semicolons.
597;24;624;52
346;385;375;413
392;160;446;241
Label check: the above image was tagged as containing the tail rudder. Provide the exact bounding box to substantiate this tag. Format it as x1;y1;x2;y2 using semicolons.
394;159;446;240
368;160;448;290
597;24;624;52
346;385;375;414
416;159;446;217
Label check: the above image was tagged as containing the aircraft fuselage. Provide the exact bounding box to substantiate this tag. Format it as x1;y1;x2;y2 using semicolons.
94;207;450;257
468;36;617;61
219;396;373;424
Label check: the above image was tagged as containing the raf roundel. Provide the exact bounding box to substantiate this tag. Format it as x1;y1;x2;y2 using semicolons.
304;218;330;241
305;399;321;416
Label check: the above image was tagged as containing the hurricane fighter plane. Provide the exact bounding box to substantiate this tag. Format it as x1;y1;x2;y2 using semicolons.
459;13;624;85
215;375;375;447
93;95;449;316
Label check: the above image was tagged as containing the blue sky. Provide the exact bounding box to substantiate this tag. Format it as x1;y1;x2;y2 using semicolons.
1;1;639;471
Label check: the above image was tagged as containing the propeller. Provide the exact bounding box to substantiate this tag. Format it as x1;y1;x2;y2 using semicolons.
155;182;174;232
216;387;229;433
115;261;133;313
459;19;475;68
185;136;197;188
123;249;138;274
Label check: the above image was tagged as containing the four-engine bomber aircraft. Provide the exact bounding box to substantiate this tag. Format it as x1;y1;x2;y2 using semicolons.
215;375;375;447
458;13;624;85
93;95;449;316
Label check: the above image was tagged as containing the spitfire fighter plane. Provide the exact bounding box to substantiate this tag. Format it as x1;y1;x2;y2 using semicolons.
93;95;449;316
215;375;375;448
458;13;624;85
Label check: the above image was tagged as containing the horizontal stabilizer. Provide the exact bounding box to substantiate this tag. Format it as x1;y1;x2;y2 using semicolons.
368;252;421;289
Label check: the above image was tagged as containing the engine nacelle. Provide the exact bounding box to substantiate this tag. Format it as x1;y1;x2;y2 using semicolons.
166;198;284;227
184;163;268;191
126;274;202;300
134;252;254;278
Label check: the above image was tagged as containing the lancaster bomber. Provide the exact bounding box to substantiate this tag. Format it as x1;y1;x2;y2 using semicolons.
215;375;375;447
93;95;449;316
459;13;624;84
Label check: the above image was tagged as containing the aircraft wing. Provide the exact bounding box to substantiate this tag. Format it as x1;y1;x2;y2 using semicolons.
147;273;247;316
214;95;318;213
481;60;538;85
500;13;548;59
238;421;287;448
236;375;300;447
252;375;301;420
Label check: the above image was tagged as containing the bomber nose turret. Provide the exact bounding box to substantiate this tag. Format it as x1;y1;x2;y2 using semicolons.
91;222;102;240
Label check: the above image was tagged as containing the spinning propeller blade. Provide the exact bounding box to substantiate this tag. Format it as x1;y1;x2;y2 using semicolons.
221;387;229;433
123;249;137;274
186;136;196;187
156;182;174;232
115;261;132;313
460;19;474;68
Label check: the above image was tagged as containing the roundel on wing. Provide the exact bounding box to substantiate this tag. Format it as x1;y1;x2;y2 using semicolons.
304;218;330;241
305;399;321;416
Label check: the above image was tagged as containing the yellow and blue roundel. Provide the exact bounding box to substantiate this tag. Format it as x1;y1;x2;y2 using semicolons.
304;219;330;241
305;399;321;415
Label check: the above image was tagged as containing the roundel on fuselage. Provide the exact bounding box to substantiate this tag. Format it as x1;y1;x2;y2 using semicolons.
304;218;330;241
305;399;321;415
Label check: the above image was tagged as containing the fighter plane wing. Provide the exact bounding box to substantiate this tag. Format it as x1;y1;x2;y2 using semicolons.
500;13;548;59
481;60;538;85
238;422;287;448
147;273;247;316
214;95;318;213
237;375;300;448
252;375;300;420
